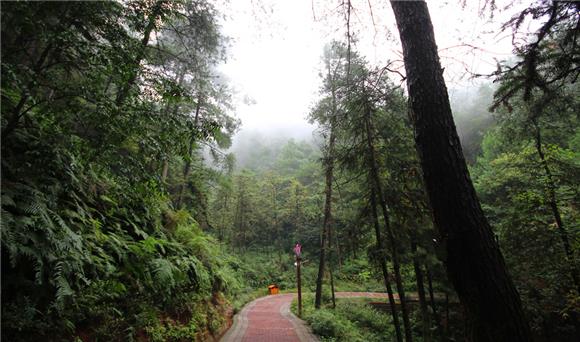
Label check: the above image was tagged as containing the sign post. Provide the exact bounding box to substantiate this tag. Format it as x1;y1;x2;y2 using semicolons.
294;243;302;318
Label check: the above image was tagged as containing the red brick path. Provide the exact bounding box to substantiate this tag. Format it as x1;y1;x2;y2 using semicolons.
242;294;300;342
220;293;318;342
220;292;402;342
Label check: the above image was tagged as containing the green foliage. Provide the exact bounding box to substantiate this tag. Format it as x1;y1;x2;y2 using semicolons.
3;1;577;341
473;65;579;338
293;294;395;342
307;309;363;341
146;321;197;342
1;1;241;340
209;144;323;252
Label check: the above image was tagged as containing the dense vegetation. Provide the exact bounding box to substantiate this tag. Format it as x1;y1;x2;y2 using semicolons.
1;1;243;340
1;1;578;341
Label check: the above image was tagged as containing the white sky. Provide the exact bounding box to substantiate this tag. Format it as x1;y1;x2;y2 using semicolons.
217;0;528;136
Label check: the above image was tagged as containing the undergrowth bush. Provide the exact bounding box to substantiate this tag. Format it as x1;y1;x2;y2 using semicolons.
293;294;395;342
1;171;244;341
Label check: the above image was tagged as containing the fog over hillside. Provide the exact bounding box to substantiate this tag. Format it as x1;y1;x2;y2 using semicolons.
228;122;320;170
229;82;496;169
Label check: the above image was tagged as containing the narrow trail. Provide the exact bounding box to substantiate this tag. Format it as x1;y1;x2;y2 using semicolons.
219;292;394;342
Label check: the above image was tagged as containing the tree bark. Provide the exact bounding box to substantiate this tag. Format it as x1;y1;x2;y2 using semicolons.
370;187;404;342
389;1;532;340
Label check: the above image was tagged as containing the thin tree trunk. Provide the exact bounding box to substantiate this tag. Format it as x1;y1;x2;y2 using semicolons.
2;42;54;142
115;0;164;106
328;211;337;309
176;145;193;208
160;69;186;183
426;268;444;340
315;116;336;309
220;194;228;241
329;263;336;309
370;187;404;342
364;103;413;342
315;58;340;309
161;160;169;181
445;292;450;339
389;1;532;340
335;229;343;272
532;120;580;339
351;230;358;259
176;96;202;207
532;119;579;292
234;181;246;250
412;238;431;342
271;182;284;271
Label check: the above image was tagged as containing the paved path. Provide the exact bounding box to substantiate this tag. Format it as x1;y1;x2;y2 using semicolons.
220;291;452;341
220;293;318;342
220;291;456;342
220;292;405;342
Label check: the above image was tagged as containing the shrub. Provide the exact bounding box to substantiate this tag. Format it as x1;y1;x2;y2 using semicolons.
306;309;364;341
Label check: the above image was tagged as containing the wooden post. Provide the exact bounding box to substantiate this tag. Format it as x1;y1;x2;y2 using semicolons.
297;255;302;318
294;243;302;318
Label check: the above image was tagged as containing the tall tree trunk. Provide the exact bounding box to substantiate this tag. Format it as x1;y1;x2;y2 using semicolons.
270;181;284;271
426;268;444;341
532;119;579;292
315;116;337;309
315;58;340;309
412;237;431;342
219;194;228;241
161;160;170;183
335;228;343;271
160;71;185;183
2;42;54;142
329;262;337;309
444;292;450;338
176;96;202;208
389;1;532;340
328;212;337;309
532;119;580;339
176;142;194;208
370;187;404;342
234;182;246;251
364;103;413;342
115;0;164;106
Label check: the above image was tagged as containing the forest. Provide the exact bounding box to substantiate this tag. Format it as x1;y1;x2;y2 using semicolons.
1;1;578;341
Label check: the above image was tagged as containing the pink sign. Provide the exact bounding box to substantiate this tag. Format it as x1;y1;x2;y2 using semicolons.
293;243;302;257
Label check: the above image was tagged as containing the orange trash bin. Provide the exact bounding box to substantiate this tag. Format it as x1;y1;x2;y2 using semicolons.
268;284;279;295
